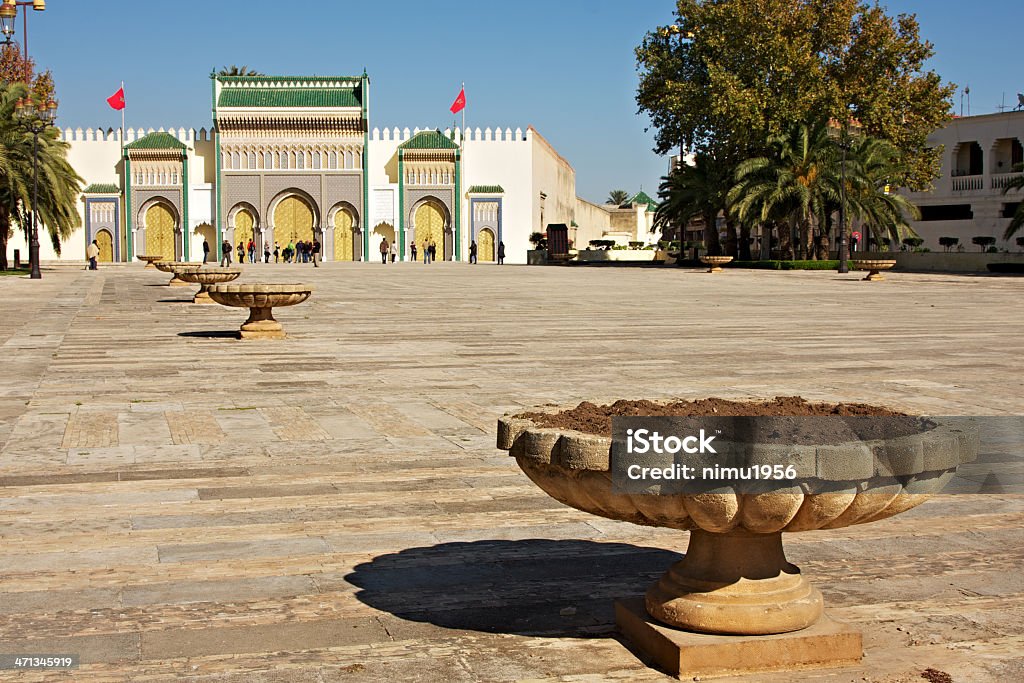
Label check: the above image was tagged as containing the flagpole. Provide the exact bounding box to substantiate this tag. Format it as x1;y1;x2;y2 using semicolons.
120;81;125;151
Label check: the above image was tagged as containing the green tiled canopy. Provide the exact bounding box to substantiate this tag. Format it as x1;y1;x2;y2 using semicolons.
124;132;187;150
468;185;504;194
399;130;460;150
83;183;120;194
620;190;658;211
218;88;361;109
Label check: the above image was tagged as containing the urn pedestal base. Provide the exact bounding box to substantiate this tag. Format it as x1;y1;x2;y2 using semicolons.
239;308;286;339
616;597;862;679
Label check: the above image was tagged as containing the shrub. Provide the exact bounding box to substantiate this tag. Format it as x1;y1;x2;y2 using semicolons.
628;241;644;248
728;260;841;270
972;235;996;251
529;232;547;249
902;237;924;249
938;236;959;252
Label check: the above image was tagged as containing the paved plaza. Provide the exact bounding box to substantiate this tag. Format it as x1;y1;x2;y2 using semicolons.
0;262;1022;682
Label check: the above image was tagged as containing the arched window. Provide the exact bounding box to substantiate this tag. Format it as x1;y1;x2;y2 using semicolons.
344;151;353;169
249;152;257;169
355;151;361;167
296;151;305;169
232;151;240;169
329;151;337;169
305;151;312;168
172;171;178;185
280;152;288;169
264;152;273;169
312;151;321;170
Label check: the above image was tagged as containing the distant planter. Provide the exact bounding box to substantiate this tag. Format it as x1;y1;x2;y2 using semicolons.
700;255;734;272
852;259;896;281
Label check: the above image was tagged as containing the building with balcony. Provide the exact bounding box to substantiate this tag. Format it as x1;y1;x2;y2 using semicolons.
903;110;1024;251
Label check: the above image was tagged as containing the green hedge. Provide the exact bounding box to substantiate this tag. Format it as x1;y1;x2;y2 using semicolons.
728;260;841;270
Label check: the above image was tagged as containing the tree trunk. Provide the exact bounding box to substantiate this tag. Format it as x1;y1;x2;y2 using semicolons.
703;211;721;256
800;216;813;260
739;223;752;261
724;216;738;259
0;209;9;271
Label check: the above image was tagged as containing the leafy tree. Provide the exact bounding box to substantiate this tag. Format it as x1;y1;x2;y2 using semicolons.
607;189;630;205
218;65;265;77
938;236;959;252
1001;164;1024;240
636;0;955;191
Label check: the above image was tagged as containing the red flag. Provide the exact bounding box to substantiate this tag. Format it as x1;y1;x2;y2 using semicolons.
449;87;466;114
107;87;125;111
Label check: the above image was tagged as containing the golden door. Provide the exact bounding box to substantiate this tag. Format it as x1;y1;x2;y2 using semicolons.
334;209;354;261
414;202;445;257
145;204;176;259
478;228;495;262
274;196;314;244
235;210;254;249
95;229;114;262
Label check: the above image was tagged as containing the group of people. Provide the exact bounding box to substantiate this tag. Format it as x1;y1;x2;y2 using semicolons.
407;240;439;264
213;238;320;267
467;239;505;264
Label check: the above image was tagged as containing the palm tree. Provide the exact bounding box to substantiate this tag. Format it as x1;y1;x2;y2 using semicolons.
607;189;630;205
1002;163;1024;240
729;120;837;260
0;81;83;269
842;137;921;249
655;153;730;256
218;65;264;77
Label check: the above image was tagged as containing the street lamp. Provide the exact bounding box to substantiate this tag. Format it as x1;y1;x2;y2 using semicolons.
15;96;57;280
0;1;16;45
830;106;858;274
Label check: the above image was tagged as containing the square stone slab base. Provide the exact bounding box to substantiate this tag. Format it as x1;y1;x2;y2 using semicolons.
239;330;287;340
615;597;862;679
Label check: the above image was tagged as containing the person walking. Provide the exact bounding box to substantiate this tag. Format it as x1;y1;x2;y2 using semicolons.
469;240;478;264
389;242;396;263
311;238;321;267
247;239;256;264
202;239;210;264
411;243;417;263
286;241;295;263
273;242;280;263
221;239;232;266
380;238;389;264
497;241;505;265
429;240;437;263
422;241;429;264
237;242;245;265
264;242;271;263
86;239;99;270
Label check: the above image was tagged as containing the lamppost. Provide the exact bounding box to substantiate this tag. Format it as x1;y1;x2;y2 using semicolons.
15;95;57;279
830;106;857;274
0;1;45;58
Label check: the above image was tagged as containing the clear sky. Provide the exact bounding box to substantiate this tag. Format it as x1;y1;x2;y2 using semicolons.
24;0;1024;203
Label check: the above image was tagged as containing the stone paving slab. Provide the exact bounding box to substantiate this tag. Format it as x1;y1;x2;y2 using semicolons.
0;264;1022;682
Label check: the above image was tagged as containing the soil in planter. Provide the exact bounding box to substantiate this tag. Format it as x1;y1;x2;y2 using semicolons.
518;396;928;443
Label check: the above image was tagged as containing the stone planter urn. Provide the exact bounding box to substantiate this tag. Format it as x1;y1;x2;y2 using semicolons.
207;283;313;339
700;255;734;273
851;259;896;281
153;261;202;287
175;267;242;304
497;407;977;677
136;254;165;268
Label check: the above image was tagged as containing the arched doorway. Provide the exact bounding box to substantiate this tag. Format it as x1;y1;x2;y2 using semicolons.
334;208;356;262
95;229;114;262
373;222;396;260
195;223;216;261
478;228;495;262
414;201;446;260
145;203;176;260
234;210;255;260
274;195;314;245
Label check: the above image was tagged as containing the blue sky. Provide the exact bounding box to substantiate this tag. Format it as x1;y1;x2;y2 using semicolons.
25;0;1024;203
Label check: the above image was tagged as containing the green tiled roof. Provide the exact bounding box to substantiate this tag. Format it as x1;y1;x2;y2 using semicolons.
468;185;504;194
218;88;361;109
218;75;363;84
83;183;120;194
125;132;187;150
620;190;658;211
399;130;460;150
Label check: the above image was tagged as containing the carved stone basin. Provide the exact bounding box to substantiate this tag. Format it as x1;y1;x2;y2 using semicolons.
153;261;202;286
175;267;242;304
207;283;313;339
851;259;896;281
497;410;977;638
136;254;165;268
700;255;734;273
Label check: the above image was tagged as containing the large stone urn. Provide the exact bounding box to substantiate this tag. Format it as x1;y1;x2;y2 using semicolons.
207;283;313;339
699;255;734;273
851;259;896;281
136;254;165;268
175;267;242;304
497;408;978;677
153;261;202;287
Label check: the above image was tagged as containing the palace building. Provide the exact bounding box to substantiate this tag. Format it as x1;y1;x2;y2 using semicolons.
16;73;657;266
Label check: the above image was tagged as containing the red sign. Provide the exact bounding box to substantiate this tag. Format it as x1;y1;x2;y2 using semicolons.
851;231;861;240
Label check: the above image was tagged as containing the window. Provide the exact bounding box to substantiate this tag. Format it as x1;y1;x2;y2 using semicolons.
329;151;337;169
312;152;321;170
249;152;257;169
172;172;178;184
296;151;304;169
265;152;273;169
232;152;240;169
344;151;353;169
919;204;974;221
280;152;288;169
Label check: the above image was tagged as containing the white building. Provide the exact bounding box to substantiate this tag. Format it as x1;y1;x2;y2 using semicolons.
7;73;656;266
902;110;1024;251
